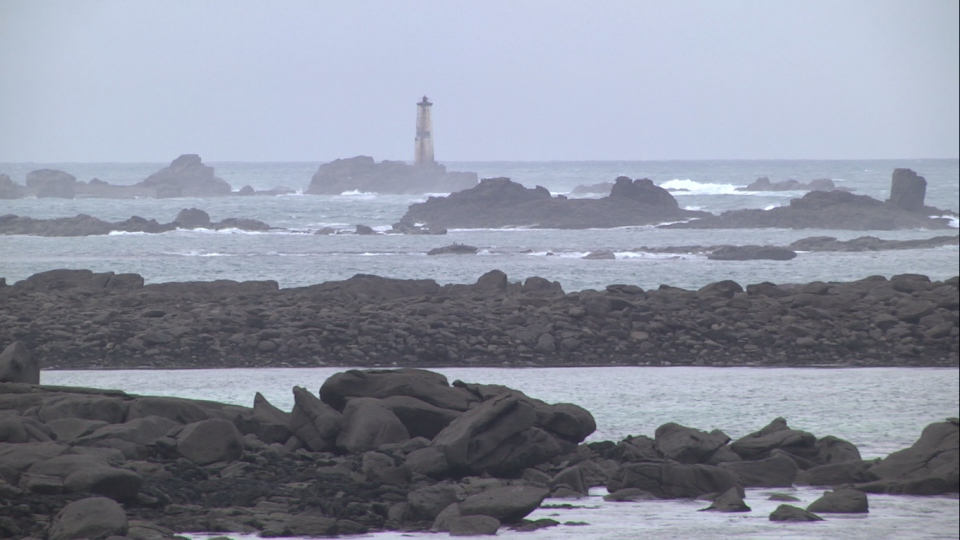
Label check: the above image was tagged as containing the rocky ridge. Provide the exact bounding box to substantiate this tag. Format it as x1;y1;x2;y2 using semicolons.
306;156;478;195
736;177;851;192
0;269;956;370
0;363;955;538
0;209;271;237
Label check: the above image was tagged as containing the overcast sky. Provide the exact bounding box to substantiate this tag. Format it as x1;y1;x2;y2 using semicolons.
1;0;957;162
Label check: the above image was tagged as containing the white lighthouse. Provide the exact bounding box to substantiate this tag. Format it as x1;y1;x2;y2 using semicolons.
414;96;436;167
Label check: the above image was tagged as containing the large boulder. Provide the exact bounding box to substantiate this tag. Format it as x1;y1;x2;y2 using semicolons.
126;396;211;424
28;454;142;502
700;486;750;512
288;387;342;452
336;398;410;453
458;485;548;523
0;342;39;384
864;419;958;495
37;395;126;424
431;394;563;477
769;504;823;522
654;423;733;464
320;369;477;412
730;418;818;461
887;168;926;212
175;418;244;465
381;395;462;439
174;208;213;228
806;489;869;513
609;176;679;209
49;496;128;540
606;461;743;499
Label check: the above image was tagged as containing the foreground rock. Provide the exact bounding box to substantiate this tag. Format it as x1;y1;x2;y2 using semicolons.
0;366;955;539
666;169;955;231
0;208;271;236
306;156;478;195
0;269;956;369
401;176;708;229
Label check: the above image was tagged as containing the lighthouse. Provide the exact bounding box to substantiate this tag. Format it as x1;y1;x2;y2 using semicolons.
414;96;436;167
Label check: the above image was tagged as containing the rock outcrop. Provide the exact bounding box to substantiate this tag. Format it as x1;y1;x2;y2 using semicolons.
0;209;271;236
887;168;927;212
306;156;478;195
139;154;232;197
25;169;77;199
401;176;708;229
707;245;797;261
0;270;957;370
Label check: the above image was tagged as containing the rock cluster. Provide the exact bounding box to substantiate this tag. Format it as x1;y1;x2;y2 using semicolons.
305;156;478;195
737;177;850;192
667;169;956;231
1;155;234;199
1;365;954;538
0;208;271;237
401;176;707;229
0;269;956;370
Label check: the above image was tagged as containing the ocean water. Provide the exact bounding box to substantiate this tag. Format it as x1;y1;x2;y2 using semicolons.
1;159;957;291
43;366;960;540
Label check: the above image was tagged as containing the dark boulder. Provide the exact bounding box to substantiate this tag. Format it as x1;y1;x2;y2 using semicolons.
609;176;679;209
0;342;39;384
381;395;461;439
175;418;244;465
140;154;232;197
174;208;212;228
320;369;476;412
288;387;342;452
26;169;76;199
864;419;958;495
653;423;733;464
427;243;478;255
769;504;823;522
336;398;410;453
449;514;500;536
806;489;869;513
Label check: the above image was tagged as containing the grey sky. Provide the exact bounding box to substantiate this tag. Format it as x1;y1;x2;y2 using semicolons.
1;0;957;162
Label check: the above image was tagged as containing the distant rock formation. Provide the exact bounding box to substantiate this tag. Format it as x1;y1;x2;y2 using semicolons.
0;208;271;237
305;156;478;195
427;243;478;255
737;177;851;192
707;245;797;261
666;169;955;231
139;154;232;197
400;176;708;229
887;168;927;212
0;155;235;199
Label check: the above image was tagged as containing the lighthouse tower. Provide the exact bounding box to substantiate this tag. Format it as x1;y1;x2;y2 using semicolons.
414;96;436;167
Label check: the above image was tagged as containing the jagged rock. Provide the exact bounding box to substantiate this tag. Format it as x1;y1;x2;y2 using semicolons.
708;245;797;261
769;504;823;522
336;398;409;453
320;369;476;412
175;208;212;228
887;168;927;212
0;174;25;199
306;156;478;195
49;496;129;540
401;176;706;229
0;342;39;384
806;489;869;513
458;485;548;523
449;514;500;536
796;460;878;485
737;177;848;192
288;387;341;452
700;486;750;512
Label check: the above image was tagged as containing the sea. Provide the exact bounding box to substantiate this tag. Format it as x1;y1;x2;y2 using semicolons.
3;159;960;539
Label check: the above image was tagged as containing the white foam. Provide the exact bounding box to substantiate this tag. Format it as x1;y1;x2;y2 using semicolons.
659;179;740;195
615;251;702;260
930;215;960;228
763;203;784;211
107;230;147;236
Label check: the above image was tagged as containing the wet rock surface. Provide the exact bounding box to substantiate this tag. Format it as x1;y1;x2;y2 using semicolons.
0;366;956;538
401;176;708;229
0;269;956;370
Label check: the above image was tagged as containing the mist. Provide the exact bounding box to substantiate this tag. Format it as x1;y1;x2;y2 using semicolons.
1;0;957;162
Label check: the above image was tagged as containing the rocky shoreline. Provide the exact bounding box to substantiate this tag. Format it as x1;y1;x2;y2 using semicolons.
0;363;955;539
0;269;957;370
